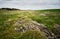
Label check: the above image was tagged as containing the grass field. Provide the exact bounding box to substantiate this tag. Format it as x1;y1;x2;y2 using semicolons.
0;9;60;39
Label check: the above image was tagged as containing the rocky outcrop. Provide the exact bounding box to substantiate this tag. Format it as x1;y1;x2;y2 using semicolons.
53;24;60;39
12;17;56;39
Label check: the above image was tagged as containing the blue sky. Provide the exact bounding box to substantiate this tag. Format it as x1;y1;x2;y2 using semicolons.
0;0;60;10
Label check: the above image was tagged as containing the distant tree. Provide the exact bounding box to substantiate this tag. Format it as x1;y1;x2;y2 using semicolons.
0;8;20;10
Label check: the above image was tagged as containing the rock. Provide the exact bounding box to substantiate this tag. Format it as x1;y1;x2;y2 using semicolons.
54;24;60;31
13;18;56;39
53;24;60;39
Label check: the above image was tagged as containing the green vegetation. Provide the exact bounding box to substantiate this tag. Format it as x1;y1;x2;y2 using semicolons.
32;10;60;27
19;30;47;39
0;9;60;39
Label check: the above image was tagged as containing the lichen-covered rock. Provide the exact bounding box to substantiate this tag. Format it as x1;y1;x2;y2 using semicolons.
53;24;60;39
12;17;56;39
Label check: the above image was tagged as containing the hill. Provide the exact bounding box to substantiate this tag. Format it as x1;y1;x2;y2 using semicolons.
0;8;20;10
0;8;60;39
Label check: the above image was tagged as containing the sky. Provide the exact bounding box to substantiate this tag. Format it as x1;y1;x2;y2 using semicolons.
0;0;60;10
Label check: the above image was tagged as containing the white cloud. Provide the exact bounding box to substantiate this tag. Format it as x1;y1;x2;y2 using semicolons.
0;0;60;10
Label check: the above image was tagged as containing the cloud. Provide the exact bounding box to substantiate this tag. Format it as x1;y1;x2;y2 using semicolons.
0;0;60;10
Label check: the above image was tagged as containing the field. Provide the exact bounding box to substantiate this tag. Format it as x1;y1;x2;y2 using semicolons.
0;9;60;39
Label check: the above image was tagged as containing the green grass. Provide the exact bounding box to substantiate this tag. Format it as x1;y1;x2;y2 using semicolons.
0;9;60;39
19;30;47;39
30;10;60;28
